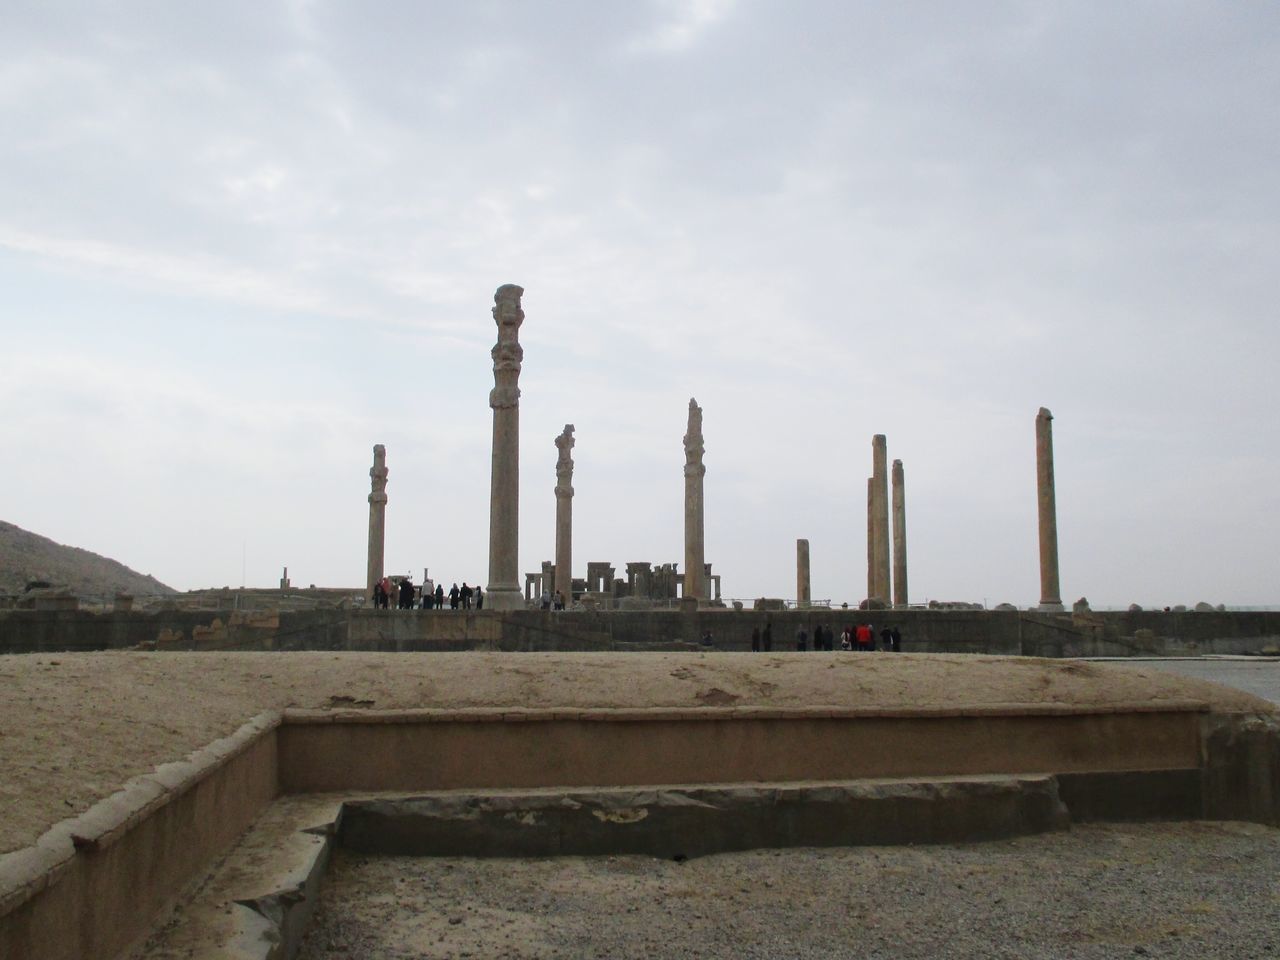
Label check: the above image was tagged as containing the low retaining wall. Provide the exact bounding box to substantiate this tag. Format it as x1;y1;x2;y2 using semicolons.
4;607;1280;657
277;704;1206;794
3;702;1277;960
0;714;278;960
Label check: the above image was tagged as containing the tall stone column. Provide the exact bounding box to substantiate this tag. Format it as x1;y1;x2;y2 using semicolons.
1035;407;1064;611
683;398;706;603
796;538;811;608
366;443;388;600
485;284;525;610
892;459;908;608
871;434;891;603
866;477;874;601
554;424;575;605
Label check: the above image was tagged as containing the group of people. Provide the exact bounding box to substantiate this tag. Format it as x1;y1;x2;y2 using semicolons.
370;577;483;610
538;589;568;610
746;622;903;652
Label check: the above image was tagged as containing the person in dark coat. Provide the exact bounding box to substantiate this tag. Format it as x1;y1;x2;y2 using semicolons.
461;583;473;609
449;583;460;609
475;585;483;609
880;626;892;650
890;626;902;652
795;627;808;651
399;578;415;610
763;621;773;652
751;626;761;652
435;584;445;609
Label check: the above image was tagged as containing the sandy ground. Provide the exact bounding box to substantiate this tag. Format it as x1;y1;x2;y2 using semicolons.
1;651;1274;854
297;821;1280;960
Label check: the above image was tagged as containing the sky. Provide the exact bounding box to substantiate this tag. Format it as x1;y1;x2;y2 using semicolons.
1;1;1277;609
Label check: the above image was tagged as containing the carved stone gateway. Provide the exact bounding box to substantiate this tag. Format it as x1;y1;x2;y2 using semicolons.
554;425;575;604
366;444;388;600
1035;407;1064;611
683;399;707;603
486;285;525;610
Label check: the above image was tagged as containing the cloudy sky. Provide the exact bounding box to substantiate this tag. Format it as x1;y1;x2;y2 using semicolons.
2;1;1277;608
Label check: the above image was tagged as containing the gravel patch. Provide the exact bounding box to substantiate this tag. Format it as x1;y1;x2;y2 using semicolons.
297;822;1280;960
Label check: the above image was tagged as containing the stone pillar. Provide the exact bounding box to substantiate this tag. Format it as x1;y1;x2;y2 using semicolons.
485;284;525;610
892;459;908;608
553;424;575;605
366;443;388;600
796;538;811;608
683;398;706;602
1035;407;1064;611
871;435;891;603
866;477;875;601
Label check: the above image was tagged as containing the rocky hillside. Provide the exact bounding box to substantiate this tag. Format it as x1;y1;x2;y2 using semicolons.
0;521;174;597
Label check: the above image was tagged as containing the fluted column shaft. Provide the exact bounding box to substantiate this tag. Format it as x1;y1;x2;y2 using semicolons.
486;284;525;610
1035;407;1063;610
892;459;908;607
797;538;811;608
366;444;387;599
554;425;575;605
871;434;891;602
683;398;706;602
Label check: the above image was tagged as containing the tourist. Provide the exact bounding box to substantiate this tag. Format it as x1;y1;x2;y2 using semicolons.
553;590;565;610
751;626;761;652
855;622;873;651
540;589;551;610
379;576;393;610
449;583;460;609
435;584;445;609
890;626;902;652
880;625;893;650
700;629;714;647
475;585;483;610
372;580;386;609
840;626;852;650
763;620;773;652
461;583;473;609
398;577;415;610
795;626;808;651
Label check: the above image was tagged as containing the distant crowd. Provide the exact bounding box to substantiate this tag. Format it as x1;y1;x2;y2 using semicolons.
371;576;483;610
718;621;903;652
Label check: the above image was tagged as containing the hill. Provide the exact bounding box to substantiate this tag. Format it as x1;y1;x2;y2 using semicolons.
0;521;175;597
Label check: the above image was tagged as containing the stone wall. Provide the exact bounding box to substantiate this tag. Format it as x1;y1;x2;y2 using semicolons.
3;607;1279;658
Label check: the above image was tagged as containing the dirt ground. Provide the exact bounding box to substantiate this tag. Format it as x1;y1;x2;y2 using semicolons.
1;650;1274;854
297;821;1280;960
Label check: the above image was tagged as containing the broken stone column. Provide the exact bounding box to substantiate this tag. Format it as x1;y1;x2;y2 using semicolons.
871;435;891;603
892;459;908;608
485;284;526;610
1035;407;1064;612
796;538;811;608
554;424;575;606
683;398;706;603
366;444;388;600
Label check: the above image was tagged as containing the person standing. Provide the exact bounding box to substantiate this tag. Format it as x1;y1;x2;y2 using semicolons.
840;626;852;650
398;577;415;610
763;621;773;652
475;585;483;610
449;583;460;609
751;626;761;652
890;626;902;652
855;622;872;651
461;583;473;609
795;626;808;651
540;589;551;610
435;584;444;609
880;625;892;651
